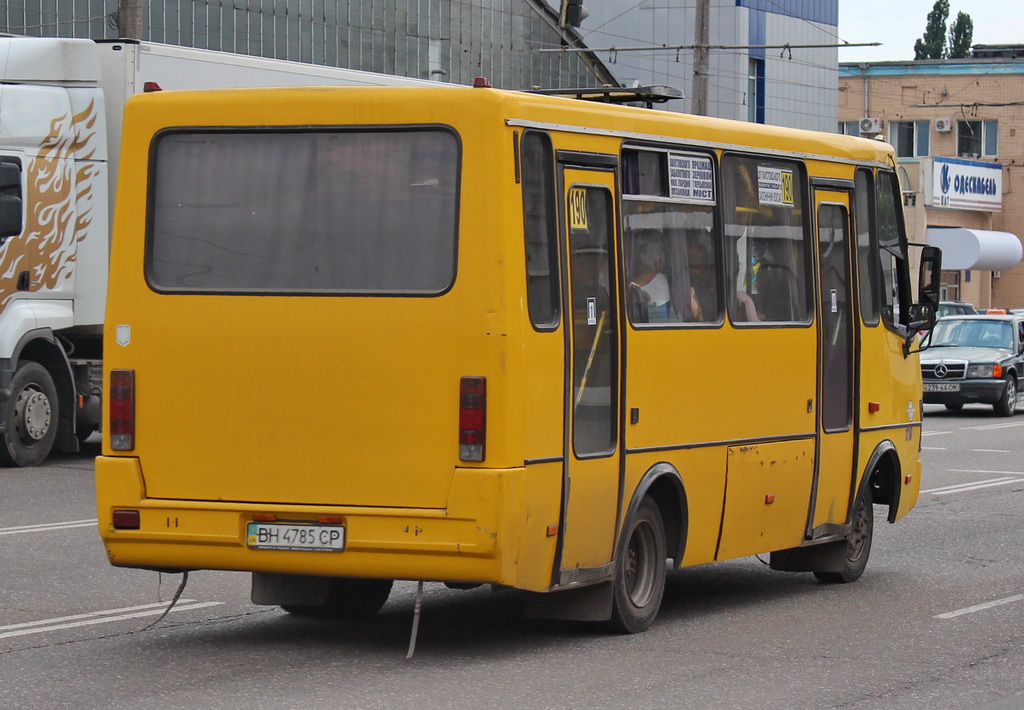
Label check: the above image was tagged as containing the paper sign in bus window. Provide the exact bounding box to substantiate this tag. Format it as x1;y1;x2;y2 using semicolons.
757;167;794;207
668;153;715;204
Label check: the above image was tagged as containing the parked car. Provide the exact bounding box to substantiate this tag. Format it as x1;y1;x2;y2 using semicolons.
921;314;1024;416
936;301;977;317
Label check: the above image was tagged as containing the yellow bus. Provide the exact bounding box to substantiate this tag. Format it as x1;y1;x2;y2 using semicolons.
96;83;941;632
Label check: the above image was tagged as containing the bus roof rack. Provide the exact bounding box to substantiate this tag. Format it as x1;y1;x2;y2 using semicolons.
527;84;684;108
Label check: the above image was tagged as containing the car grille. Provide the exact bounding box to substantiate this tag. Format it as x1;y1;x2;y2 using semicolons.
921;360;968;380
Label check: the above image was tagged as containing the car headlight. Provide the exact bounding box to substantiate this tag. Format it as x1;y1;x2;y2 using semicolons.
967;364;1003;378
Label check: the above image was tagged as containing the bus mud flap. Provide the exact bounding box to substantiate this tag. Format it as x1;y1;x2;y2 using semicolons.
523;581;613;622
768;540;847;573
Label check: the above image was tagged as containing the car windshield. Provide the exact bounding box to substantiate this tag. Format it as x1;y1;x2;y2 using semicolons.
930;319;1013;349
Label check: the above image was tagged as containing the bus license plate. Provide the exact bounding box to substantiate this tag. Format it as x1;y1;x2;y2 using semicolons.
246;522;345;551
923;383;960;392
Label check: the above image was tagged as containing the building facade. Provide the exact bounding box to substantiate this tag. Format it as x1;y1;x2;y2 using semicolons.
1;0;614;90
839;52;1024;310
578;0;839;131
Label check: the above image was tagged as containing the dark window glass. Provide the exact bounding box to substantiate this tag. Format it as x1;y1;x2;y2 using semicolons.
521;132;559;328
854;169;879;326
148;129;459;293
875;170;911;328
569;186;617;458
722;155;809;323
818;202;853;431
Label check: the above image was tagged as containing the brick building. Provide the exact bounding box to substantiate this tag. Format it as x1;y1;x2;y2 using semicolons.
839;48;1024;310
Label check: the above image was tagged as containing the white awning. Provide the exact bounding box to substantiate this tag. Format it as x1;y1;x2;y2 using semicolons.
925;228;1023;271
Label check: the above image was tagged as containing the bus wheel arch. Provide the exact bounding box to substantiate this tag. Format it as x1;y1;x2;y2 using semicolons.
863;441;902;524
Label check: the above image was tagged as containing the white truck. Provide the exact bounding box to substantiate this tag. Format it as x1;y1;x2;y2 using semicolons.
0;37;437;465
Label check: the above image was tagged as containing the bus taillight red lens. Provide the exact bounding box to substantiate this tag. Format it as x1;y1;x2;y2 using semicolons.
459;376;486;462
109;369;135;451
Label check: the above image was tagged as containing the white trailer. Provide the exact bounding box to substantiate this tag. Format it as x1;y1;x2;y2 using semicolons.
0;37;440;465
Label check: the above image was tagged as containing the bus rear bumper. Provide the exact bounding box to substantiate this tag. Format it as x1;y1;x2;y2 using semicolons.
95;456;548;589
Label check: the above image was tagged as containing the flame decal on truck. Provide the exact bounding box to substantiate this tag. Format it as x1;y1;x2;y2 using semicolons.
0;99;99;307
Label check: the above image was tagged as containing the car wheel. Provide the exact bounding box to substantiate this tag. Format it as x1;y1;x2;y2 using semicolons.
993;375;1017;417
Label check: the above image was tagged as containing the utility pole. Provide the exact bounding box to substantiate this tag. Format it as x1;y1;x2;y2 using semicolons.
118;0;142;39
692;0;710;116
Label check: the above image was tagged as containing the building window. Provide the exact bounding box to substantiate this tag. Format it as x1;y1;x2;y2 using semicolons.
890;120;930;158
957;120;998;158
838;121;861;136
747;58;764;124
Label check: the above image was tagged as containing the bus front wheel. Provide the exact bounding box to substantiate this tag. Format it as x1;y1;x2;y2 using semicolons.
609;498;667;633
282;577;393;618
814;492;873;584
0;362;58;467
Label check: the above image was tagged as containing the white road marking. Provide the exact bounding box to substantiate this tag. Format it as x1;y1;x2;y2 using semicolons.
0;519;98;536
920;477;1020;495
935;594;1024;620
922;430;954;437
0;600;224;639
971;449;1012;453
922;447;947;451
950;469;1024;476
966;421;1024;431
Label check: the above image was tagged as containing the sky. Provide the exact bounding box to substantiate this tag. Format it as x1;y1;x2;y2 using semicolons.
836;0;1024;63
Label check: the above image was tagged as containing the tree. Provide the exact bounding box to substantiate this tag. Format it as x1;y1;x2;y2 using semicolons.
914;0;949;60
948;11;974;58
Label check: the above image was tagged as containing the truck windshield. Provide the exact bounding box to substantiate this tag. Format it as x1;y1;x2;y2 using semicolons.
147;128;460;294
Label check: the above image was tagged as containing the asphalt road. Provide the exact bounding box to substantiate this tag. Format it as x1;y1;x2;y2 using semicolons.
2;409;1023;710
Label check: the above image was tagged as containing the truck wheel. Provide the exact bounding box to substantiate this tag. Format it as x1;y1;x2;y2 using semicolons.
0;362;59;467
608;498;667;633
814;491;873;584
993;375;1017;417
282;578;393;618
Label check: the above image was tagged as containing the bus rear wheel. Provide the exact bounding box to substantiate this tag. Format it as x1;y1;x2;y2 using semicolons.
282;578;393;618
0;362;58;467
814;491;873;584
608;498;667;633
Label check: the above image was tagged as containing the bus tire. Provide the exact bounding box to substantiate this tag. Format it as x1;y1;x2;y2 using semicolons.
608;498;667;633
282;577;393;618
0;362;59;467
993;375;1017;417
814;491;873;584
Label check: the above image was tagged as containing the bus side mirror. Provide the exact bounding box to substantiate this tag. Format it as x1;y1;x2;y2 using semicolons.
917;245;941;311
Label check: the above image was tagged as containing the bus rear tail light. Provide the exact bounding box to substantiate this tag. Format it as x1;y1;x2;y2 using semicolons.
459;376;486;462
109;369;135;451
112;509;140;529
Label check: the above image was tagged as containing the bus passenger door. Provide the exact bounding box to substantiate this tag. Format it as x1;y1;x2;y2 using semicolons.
811;190;857;533
555;168;621;583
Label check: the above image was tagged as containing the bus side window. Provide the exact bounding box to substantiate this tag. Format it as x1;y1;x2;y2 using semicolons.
521;132;560;329
622;148;720;326
874;170;912;329
722;155;810;324
854;169;880;326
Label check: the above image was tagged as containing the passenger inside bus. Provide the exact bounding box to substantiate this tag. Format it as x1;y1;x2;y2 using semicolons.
628;230;676;323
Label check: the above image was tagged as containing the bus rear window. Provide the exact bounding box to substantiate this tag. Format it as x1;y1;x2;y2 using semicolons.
147;128;459;294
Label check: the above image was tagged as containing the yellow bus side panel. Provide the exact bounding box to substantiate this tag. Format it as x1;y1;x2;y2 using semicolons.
718;440;814;561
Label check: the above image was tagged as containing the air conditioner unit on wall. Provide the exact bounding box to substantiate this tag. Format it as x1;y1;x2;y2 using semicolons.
935;118;952;132
859;117;883;134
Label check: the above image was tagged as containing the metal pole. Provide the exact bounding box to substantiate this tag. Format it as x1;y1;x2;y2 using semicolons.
692;0;710;116
118;0;142;39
